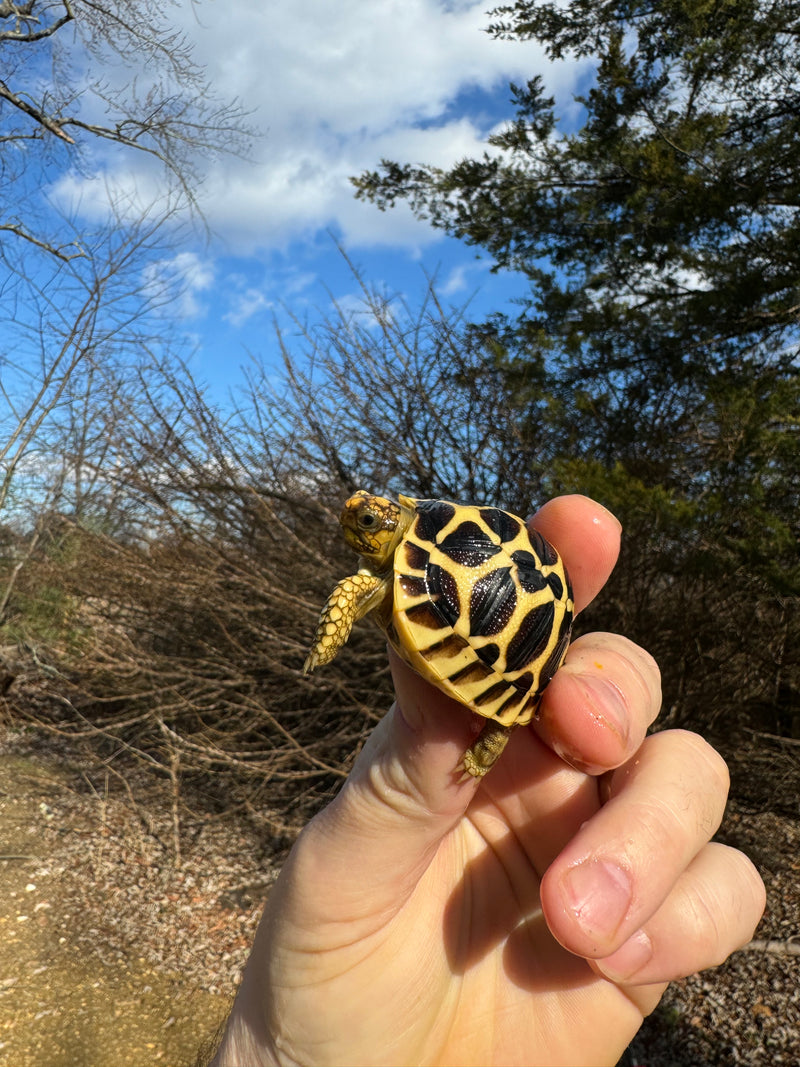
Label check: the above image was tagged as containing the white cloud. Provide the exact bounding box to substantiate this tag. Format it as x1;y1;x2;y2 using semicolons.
55;0;582;254
189;0;530;135
224;287;273;326
441;263;471;295
142;252;215;318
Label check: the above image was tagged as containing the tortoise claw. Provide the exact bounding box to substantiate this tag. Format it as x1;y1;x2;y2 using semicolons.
457;761;487;784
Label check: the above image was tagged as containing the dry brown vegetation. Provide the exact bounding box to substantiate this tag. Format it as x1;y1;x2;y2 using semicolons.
1;279;798;853
0;272;797;1067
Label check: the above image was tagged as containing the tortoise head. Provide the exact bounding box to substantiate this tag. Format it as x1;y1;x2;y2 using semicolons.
340;491;414;570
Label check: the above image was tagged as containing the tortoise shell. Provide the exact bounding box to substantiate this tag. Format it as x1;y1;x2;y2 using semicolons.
304;492;574;775
389;497;573;727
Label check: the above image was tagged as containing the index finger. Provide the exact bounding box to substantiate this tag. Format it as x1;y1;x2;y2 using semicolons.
530;494;621;614
530;496;659;774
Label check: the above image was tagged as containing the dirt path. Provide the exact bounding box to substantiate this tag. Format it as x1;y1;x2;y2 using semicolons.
0;742;267;1067
0;729;797;1065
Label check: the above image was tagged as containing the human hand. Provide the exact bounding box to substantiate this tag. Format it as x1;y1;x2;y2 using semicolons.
211;495;765;1067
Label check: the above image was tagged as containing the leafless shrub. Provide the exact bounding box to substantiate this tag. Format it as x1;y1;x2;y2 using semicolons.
2;269;797;856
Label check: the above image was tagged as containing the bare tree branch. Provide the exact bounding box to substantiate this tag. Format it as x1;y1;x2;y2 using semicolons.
0;77;75;141
0;0;73;43
0;0;252;256
0;221;84;259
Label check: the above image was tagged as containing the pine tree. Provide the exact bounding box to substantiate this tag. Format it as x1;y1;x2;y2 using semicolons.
354;0;800;732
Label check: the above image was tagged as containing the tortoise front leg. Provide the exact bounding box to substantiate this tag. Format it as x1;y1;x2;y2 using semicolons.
304;572;389;673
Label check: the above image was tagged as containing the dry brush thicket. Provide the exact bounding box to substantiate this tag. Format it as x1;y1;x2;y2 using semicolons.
0;459;391;849
1;287;798;853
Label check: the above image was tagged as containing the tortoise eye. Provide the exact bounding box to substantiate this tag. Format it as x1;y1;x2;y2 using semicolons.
358;511;379;530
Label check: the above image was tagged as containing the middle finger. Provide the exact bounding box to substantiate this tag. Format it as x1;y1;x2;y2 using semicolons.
539;729;730;959
535;631;662;775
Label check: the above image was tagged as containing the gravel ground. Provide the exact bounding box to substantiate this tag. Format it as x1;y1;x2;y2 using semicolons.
626;803;799;1065
0;733;267;1066
0;726;797;1066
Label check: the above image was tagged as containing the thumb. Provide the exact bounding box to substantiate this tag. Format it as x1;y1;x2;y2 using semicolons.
295;649;478;919
292;490;621;919
387;646;485;799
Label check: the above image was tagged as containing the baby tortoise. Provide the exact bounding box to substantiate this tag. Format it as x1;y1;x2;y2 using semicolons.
305;491;574;778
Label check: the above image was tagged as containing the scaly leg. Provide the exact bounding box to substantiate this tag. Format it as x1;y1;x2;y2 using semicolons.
304;572;388;673
460;719;513;779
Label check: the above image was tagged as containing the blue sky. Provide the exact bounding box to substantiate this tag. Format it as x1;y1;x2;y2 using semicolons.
46;0;588;403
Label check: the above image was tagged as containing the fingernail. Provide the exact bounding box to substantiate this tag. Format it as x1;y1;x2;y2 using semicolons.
592;500;623;533
579;675;630;744
560;858;632;945
597;929;653;980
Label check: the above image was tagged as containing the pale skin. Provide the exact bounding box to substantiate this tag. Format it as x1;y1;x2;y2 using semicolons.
210;495;766;1067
